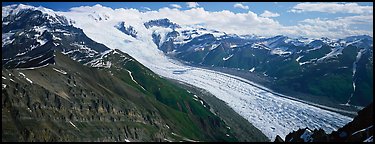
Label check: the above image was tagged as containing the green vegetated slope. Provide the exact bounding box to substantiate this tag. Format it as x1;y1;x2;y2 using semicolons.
271;46;373;106
2;50;261;142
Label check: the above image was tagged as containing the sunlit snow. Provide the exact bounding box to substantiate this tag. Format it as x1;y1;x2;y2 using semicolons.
58;6;353;140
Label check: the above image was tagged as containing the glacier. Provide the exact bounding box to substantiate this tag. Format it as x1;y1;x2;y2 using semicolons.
50;5;354;140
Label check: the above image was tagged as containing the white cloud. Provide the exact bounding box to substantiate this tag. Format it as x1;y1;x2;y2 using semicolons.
300;15;373;27
290;2;373;14
151;7;372;38
65;5;373;39
233;3;249;10
295;15;373;38
145;7;288;37
141;6;151;11
260;10;280;18
186;2;199;8
169;4;181;9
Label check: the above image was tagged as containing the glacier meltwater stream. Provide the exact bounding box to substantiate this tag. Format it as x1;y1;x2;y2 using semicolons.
59;7;353;141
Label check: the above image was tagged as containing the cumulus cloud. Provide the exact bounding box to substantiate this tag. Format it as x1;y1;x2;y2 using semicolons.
260;10;280;18
295;15;373;38
141;6;151;11
186;2;199;8
233;3;249;10
65;5;373;39
151;7;373;38
169;4;181;9
147;7;281;35
290;2;373;14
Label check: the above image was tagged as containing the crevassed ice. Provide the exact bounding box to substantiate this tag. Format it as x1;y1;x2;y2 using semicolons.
57;6;352;140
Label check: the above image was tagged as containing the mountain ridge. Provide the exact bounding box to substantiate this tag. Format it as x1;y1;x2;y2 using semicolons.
2;4;359;141
2;6;268;142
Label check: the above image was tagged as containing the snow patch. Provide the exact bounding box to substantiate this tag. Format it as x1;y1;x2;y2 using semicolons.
270;48;291;56
317;47;344;62
52;34;62;41
2;84;7;89
36;38;48;46
53;68;67;75
14;63;49;70
364;136;373;142
352;49;366;77
19;72;25;77
249;67;255;72
2;32;15;47
19;72;33;83
345;49;366;105
69;121;80;130
163;138;172;142
16;51;28;56
306;45;322;52
25;77;33;83
252;43;271;50
299;58;317;66
71;43;99;54
209;43;220;50
126;70;146;91
38;56;54;64
230;44;238;48
296;56;304;62
352;125;373;136
194;47;205;51
223;54;234;61
193;94;198;99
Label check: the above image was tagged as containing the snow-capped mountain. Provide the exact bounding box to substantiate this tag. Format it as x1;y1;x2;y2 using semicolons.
2;6;109;69
2;4;362;141
148;19;372;107
115;21;138;38
2;5;247;142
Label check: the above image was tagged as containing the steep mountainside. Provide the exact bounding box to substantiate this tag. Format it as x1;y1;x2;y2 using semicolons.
2;51;242;142
2;6;268;142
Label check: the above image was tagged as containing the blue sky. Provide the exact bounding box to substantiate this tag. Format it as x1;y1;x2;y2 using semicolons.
2;2;373;38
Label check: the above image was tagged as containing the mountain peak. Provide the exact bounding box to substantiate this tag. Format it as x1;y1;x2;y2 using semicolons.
144;18;181;29
2;4;61;22
2;4;35;19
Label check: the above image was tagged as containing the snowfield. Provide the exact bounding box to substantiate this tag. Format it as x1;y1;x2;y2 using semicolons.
55;5;353;140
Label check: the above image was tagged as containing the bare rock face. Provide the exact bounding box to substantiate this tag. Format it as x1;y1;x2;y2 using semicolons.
274;135;284;142
276;102;373;142
2;7;245;142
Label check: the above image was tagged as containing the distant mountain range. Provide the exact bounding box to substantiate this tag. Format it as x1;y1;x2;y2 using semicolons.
149;19;373;107
2;4;370;142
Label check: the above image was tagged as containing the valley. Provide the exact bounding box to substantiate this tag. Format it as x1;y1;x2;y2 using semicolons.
199;65;360;117
2;3;372;142
55;6;354;140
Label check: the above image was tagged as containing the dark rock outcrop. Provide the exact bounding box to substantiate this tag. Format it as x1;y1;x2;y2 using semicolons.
275;102;373;142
